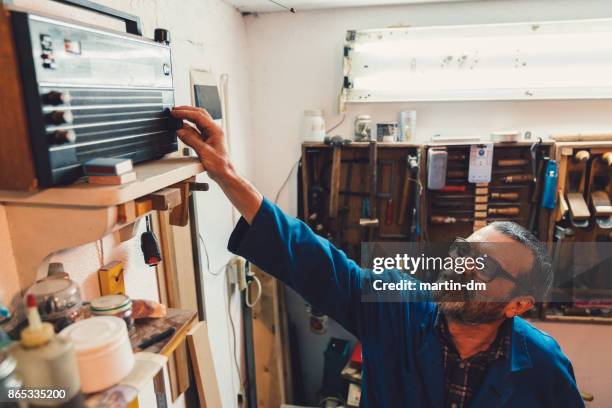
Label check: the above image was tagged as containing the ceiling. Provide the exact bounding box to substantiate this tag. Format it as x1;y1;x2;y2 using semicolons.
224;0;473;13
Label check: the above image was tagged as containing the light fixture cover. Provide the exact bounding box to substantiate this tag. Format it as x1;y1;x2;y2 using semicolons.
343;19;612;103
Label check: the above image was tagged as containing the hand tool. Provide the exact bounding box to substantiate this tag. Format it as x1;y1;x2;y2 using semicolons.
497;159;529;167
566;150;591;228
591;191;612;229
308;151;325;234
440;207;521;216
501;174;533;183
528;139;546;234
384;161;395;225
138;327;176;350
430;216;521;224
427;148;448;189
328;144;342;220
398;155;419;225
337;160;354;250
359;141;379;243
431;192;520;201
439;185;466;193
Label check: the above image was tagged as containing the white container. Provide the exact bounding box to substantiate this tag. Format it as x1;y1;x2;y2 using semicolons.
301;109;326;142
398;111;417;142
59;316;134;393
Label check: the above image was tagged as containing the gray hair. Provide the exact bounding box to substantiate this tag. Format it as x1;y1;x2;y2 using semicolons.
489;221;553;299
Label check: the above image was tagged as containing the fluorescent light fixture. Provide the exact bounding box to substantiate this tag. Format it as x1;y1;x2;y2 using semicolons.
343;19;612;102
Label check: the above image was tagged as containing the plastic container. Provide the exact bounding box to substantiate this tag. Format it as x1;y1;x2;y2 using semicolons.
13;295;83;407
59;316;134;393
90;294;134;330
398;111;416;142
301;109;326;142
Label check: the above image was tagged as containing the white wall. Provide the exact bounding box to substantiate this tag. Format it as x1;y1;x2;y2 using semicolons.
245;0;612;403
3;0;252;406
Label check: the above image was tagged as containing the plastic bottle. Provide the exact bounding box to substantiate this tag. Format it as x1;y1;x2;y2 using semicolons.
12;295;84;407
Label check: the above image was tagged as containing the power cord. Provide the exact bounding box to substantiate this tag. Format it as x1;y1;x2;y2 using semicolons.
274;157;301;204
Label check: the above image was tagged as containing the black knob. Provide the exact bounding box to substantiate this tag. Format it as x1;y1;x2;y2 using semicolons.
49;130;76;144
42;91;69;105
154;28;170;45
46;111;74;125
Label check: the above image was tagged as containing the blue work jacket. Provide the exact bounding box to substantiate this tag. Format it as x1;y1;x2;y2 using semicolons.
228;198;584;407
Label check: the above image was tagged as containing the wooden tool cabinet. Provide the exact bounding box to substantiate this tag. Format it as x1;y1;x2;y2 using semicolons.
543;140;612;323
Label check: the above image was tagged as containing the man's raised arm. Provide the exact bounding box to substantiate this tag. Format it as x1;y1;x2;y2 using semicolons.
171;107;366;336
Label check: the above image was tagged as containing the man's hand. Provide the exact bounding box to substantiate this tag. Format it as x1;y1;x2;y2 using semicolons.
171;106;230;182
171;106;263;224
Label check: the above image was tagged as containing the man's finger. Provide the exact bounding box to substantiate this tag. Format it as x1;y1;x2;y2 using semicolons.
176;125;206;150
171;108;216;135
173;106;213;120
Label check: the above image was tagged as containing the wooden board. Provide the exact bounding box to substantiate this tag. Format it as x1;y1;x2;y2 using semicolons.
0;5;38;191
187;322;222;408
0;158;203;206
129;308;197;356
251;265;291;407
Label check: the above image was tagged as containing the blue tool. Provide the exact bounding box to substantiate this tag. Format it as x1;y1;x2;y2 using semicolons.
541;160;558;209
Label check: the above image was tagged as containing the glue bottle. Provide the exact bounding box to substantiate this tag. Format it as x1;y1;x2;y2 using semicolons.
12;295;84;407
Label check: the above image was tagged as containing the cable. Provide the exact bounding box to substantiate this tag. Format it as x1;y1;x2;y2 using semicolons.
273;157;301;204
267;0;295;13
245;274;262;308
225;269;245;397
325;113;346;134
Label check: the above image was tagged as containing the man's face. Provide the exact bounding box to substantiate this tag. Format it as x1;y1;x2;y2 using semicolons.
433;225;535;325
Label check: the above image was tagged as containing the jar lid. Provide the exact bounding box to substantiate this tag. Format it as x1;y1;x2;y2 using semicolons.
90;295;131;313
304;109;323;116
59;316;127;355
27;277;77;297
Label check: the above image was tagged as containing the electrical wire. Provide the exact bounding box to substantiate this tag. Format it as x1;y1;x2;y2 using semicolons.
267;0;296;13
325;113;346;134
245;273;262;308
225;267;246;397
273;157;301;204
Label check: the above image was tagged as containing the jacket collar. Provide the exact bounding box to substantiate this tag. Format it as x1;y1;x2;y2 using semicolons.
509;316;533;372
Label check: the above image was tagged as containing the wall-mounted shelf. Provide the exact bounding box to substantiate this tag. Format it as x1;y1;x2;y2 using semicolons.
1;158;204;290
0;158;203;207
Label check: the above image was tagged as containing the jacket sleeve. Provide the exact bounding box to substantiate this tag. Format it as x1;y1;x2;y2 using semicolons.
228;197;367;336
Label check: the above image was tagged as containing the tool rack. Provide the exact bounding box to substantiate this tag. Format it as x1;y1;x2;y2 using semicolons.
299;142;424;263
422;142;553;243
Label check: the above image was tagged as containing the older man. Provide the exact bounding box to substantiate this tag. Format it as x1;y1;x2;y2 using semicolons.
172;106;583;408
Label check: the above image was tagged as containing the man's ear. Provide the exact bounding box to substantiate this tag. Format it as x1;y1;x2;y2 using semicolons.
503;296;534;318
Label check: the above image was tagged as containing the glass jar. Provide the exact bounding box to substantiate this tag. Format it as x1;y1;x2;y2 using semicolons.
90;295;134;330
301;109;326;142
354;115;372;141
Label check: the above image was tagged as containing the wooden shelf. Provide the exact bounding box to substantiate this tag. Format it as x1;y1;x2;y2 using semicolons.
0;157;203;207
84;308;197;407
130;308;198;357
1;158;204;290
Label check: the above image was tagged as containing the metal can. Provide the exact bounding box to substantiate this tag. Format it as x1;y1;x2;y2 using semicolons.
90;295;134;330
